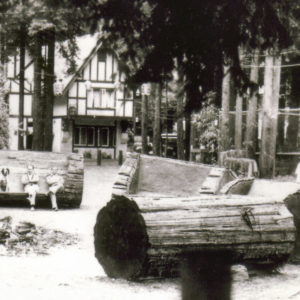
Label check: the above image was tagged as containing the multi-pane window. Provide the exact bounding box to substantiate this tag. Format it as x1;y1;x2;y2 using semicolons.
74;126;114;147
87;88;114;108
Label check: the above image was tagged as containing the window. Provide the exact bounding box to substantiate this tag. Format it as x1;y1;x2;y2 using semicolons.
87;88;114;108
98;128;109;147
74;127;87;146
87;127;95;146
94;89;101;107
74;126;95;146
74;126;114;148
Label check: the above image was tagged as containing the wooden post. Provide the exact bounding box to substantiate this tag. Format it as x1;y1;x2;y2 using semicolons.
181;251;232;300
177;93;185;160
153;83;161;156
118;150;123;165
220;65;231;152
97;150;102;166
259;53;281;178
141;94;148;154
132;99;136;135
245;52;259;158
235;94;243;149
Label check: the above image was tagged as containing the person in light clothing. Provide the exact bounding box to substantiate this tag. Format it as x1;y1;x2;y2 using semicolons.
21;165;39;210
46;167;64;211
295;162;300;183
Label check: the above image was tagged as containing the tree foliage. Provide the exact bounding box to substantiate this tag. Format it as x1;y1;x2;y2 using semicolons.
74;0;296;111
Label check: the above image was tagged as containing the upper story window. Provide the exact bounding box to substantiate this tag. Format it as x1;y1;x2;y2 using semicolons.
87;88;114;109
97;50;106;81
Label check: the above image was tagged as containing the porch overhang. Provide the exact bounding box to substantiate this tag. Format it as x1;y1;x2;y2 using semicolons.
70;115;132;126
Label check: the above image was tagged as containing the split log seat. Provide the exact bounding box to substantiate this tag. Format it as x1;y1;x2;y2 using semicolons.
94;194;296;280
112;153;235;197
0;150;84;208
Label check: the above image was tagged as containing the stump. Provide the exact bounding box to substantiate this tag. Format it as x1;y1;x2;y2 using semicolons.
94;194;296;280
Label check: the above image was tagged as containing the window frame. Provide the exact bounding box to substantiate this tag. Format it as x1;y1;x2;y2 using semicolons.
73;126;114;148
98;127;109;147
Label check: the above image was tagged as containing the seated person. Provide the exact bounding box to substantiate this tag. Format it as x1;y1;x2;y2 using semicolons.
46;167;64;211
21;165;39;211
0;167;10;192
295;161;300;183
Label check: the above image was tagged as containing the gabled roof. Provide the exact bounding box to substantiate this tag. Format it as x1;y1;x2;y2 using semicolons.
54;33;102;96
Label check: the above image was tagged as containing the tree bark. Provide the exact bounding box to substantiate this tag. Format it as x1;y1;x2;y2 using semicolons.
43;30;55;151
245;52;259;158
153;83;161;156
0;34;8;149
94;194;295;280
185;112;191;161
141;94;148;154
177;92;185;160
259;54;281;178
18;30;25;150
32;33;44;151
219;65;231;152
234;94;242;149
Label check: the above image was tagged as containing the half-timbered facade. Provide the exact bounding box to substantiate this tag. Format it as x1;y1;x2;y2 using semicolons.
6;34;134;159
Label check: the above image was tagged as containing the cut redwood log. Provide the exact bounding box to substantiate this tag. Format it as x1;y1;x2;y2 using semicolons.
94;194;296;280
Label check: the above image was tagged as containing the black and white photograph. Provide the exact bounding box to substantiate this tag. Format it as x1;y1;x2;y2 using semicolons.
0;0;300;299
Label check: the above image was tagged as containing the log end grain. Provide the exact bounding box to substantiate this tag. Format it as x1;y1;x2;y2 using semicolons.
94;195;149;279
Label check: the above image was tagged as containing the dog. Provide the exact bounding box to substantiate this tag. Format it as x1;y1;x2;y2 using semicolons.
0;167;10;192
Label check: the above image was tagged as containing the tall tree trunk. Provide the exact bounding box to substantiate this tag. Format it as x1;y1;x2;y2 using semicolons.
153;83;161;156
245;52;259;158
18;29;25;150
141;94;148;154
43;30;55;151
219;65;231;152
0;33;9;149
234;94;242;149
286;63;300;150
32;33;44;151
177;92;185;160
259;54;281;178
185;112;191;161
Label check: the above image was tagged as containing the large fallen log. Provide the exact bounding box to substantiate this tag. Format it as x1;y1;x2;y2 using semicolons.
94;194;296;280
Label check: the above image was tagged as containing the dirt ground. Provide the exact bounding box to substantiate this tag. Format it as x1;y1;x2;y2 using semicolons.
1;160;300;299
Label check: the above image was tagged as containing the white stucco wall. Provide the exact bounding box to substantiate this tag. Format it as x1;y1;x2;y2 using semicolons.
8;117;19;150
52;118;62;153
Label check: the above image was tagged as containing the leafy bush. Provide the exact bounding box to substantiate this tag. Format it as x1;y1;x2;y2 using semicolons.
193;93;219;163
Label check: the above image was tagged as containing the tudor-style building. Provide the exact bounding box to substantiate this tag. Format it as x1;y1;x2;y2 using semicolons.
6;34;134;159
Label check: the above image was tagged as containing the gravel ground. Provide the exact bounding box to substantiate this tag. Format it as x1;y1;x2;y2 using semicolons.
0;159;300;300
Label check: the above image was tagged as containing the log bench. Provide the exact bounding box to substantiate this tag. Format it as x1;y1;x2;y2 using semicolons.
0;150;84;208
94;194;295;280
94;154;296;280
